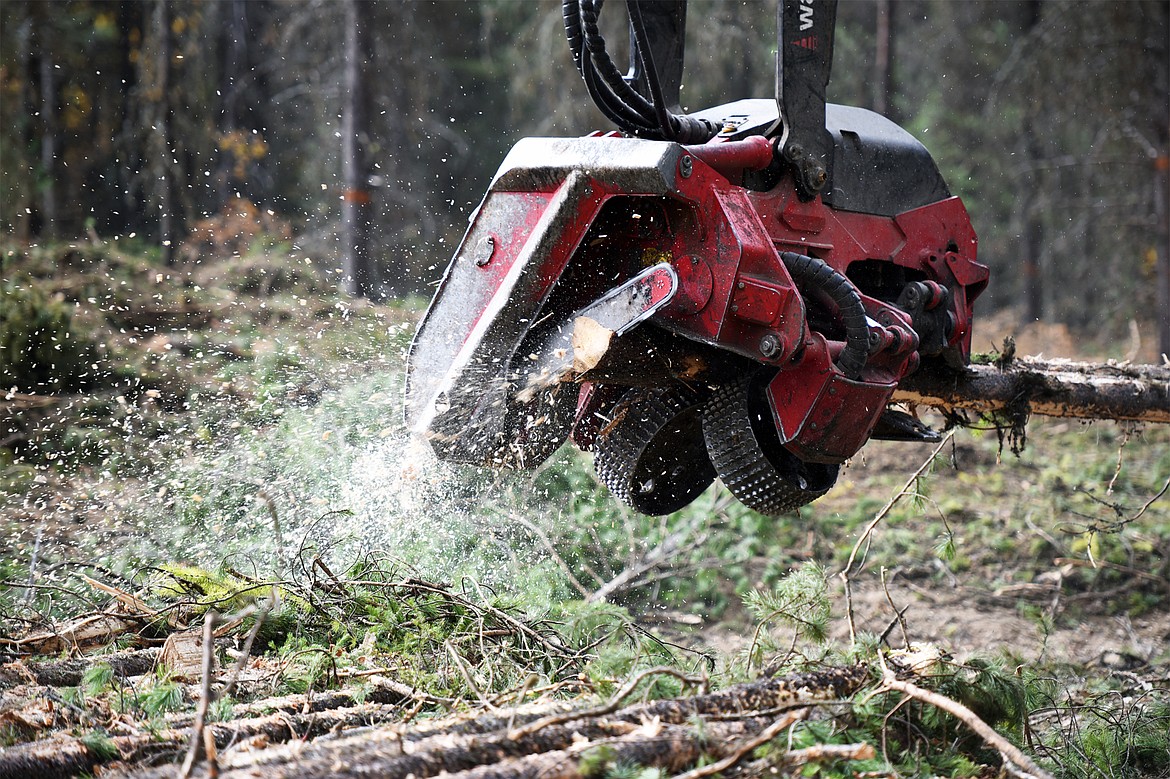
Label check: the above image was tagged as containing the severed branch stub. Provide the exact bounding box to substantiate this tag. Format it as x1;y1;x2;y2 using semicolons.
894;357;1170;425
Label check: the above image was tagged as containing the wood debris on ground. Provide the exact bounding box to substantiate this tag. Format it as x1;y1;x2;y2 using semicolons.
0;567;1075;779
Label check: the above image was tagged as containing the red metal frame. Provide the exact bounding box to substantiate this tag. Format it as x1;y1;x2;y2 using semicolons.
408;132;988;469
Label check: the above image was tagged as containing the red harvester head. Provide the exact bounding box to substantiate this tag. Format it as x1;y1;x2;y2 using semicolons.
406;1;988;516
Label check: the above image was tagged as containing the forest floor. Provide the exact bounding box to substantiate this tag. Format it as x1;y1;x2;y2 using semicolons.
1;234;1168;778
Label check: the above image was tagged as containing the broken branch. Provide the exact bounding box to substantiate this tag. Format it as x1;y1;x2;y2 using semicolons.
877;667;1055;779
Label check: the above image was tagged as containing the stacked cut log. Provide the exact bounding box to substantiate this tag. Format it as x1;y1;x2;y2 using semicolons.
0;666;870;779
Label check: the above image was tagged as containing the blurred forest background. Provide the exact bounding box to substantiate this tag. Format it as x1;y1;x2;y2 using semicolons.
2;0;1168;354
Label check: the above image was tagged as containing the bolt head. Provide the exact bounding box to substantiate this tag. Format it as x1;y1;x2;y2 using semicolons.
759;333;782;358
474;235;496;267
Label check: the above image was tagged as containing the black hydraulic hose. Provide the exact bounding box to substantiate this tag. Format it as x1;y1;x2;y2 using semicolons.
568;0;658;133
626;0;718;143
579;0;661;124
780;252;869;380
566;0;649;130
588;62;658;131
626;0;676;139
563;0;584;71
563;0;717;142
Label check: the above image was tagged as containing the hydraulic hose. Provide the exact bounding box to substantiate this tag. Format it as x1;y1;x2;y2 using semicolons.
780;252;869;379
562;0;717;143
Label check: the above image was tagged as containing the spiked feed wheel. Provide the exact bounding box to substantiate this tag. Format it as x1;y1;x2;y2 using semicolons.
593;385;716;515
703;372;839;515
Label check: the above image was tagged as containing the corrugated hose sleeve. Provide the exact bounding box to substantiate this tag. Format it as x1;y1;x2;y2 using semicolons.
780;252;869;379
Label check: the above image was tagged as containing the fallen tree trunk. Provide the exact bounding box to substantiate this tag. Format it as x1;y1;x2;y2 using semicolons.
0;700;412;779
894;357;1170;424
429;715;791;779
115;666;868;779
0;648;159;691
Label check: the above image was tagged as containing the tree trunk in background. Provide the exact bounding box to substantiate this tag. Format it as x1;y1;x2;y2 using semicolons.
219;0;245;204
873;0;895;120
1155;1;1170;360
155;0;175;264
115;1;144;236
1018;0;1044;326
34;7;59;240
12;10;34;242
1020;121;1045;326
217;0;270;207
341;0;376;298
1156;150;1169;359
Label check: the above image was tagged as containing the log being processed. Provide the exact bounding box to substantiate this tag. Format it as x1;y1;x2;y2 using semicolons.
895;357;1170;425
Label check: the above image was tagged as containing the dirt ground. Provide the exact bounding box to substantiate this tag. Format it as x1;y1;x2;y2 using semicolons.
696;578;1170;673
834;579;1170;667
810;311;1167;669
972;308;1166;365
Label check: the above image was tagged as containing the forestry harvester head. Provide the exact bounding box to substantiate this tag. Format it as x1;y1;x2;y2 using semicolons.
406;0;988;515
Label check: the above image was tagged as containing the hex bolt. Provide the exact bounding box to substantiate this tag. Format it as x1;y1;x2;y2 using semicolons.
759;333;782;358
474;235;496;267
903;283;922;308
679;156;693;178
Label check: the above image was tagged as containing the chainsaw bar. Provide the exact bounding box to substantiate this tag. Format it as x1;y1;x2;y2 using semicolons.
413;262;678;468
517;262;678;398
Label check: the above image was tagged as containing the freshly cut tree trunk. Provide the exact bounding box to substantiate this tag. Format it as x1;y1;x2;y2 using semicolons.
895;357;1170;424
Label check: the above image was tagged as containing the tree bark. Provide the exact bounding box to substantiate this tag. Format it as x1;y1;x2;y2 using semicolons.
341;0;376;298
155;0;175;265
0;648;159;691
34;5;59;239
895;358;1170;424
0;695;415;779
417;717;782;779
57;666;866;779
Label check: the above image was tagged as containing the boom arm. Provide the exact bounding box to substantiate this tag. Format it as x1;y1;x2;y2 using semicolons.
568;0;840;196
776;0;837;198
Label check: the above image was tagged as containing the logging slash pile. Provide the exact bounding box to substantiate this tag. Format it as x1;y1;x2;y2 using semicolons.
0;561;1071;779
